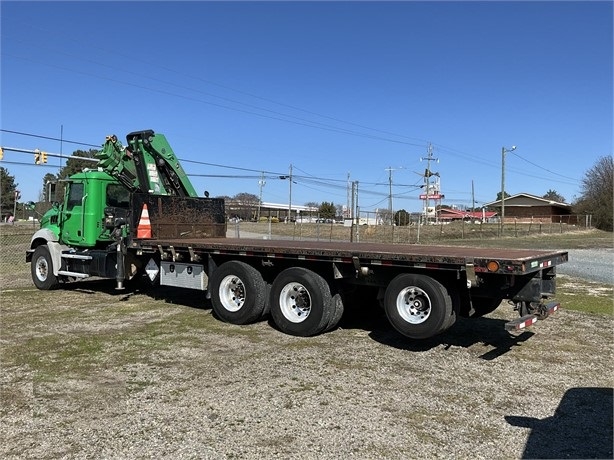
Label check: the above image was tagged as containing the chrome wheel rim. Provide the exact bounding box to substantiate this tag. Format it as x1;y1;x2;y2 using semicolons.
279;282;311;323
35;256;49;282
396;286;431;324
219;275;246;312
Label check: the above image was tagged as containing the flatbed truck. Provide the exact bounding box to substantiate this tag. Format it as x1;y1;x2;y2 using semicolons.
26;130;568;340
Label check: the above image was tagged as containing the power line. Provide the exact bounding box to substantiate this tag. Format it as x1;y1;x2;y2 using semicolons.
3;25;429;146
510;151;580;182
2;52;425;148
0;129;99;148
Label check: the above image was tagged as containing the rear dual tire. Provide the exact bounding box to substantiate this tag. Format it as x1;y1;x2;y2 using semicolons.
210;261;267;325
384;274;453;340
269;267;343;337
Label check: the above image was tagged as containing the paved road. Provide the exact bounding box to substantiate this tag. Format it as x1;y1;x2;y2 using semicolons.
556;248;614;285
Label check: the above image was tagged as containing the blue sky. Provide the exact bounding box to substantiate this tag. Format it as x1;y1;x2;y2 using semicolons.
1;1;612;213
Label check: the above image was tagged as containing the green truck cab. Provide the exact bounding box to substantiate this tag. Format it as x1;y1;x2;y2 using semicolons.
40;170;130;248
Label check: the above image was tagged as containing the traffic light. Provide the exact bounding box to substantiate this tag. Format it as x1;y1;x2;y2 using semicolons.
34;149;47;164
0;147;3;160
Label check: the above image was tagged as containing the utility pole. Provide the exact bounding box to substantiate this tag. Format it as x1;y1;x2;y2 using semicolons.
471;179;475;223
288;164;293;224
350;181;356;242
13;190;20;220
257;172;266;221
420;143;438;224
387;166;393;224
500;145;517;234
60;124;64;169
385;166;404;225
347;172;351;219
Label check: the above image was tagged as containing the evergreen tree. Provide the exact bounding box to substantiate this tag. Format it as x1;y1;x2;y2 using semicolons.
0;167;18;217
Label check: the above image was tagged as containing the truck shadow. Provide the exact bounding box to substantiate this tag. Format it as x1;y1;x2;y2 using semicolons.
68;279;209;310
506;387;613;459
67;279;534;359
343;307;536;360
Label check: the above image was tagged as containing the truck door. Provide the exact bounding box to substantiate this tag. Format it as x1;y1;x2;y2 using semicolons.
61;181;87;245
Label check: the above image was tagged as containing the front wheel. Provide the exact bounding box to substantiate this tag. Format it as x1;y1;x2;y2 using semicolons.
31;245;59;290
384;274;452;340
210;261;267;325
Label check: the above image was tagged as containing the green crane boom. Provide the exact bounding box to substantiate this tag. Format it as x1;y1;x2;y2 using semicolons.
97;129;198;197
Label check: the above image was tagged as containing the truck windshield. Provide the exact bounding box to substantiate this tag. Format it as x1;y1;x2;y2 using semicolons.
106;184;130;208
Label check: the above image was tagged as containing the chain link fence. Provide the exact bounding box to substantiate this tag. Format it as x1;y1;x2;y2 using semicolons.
229;212;593;243
0;222;36;288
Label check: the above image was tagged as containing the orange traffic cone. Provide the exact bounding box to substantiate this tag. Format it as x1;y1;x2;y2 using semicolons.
137;204;152;238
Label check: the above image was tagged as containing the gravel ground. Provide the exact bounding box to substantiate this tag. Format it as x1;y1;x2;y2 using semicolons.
2;229;612;459
557;248;614;284
1;279;613;460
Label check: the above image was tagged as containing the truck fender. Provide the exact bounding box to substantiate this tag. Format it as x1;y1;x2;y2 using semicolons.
30;228;59;247
45;242;69;277
28;229;67;277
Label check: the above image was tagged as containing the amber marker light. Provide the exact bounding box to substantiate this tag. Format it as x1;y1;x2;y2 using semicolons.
487;261;500;272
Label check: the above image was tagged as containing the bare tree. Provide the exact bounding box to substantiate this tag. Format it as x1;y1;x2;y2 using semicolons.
574;156;613;231
231;192;259;221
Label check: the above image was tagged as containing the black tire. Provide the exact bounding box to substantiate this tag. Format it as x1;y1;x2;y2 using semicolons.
469;297;502;317
324;292;345;332
31;245;59;290
269;267;334;337
210;261;267;325
384;274;452;340
443;286;461;331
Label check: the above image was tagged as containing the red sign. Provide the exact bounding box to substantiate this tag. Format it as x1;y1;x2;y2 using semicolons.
419;194;444;200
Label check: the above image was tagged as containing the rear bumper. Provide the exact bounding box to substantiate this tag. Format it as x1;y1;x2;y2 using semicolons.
505;301;560;332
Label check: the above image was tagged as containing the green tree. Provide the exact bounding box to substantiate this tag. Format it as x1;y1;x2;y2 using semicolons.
318;201;336;219
40;173;58;202
394;209;410;226
496;191;511;201
574;156;613;231
0;167;18;217
57;149;99;180
543;189;566;203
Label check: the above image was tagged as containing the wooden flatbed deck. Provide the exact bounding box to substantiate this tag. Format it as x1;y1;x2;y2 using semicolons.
144;237;568;274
